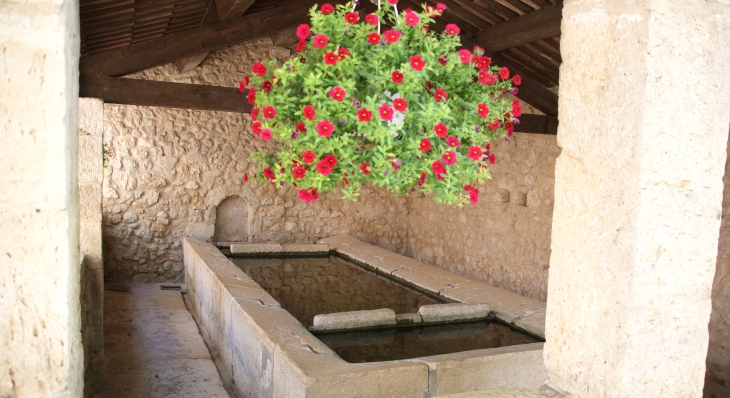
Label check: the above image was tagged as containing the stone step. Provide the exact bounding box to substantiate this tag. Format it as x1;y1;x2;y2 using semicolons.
435;386;568;398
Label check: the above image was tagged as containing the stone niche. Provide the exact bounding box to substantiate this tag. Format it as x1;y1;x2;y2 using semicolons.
213;195;249;242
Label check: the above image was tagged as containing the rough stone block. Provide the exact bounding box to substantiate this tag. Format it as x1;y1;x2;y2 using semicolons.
230;243;282;254
281;243;330;253
418;303;490;323
310;308;397;332
396;312;422;325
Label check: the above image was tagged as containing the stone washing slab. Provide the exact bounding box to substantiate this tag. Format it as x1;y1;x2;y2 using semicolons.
311;308;397;332
230;243;282;254
418;303;490;323
322;235;547;337
183;238;548;397
434;385;566;397
281;243;330;253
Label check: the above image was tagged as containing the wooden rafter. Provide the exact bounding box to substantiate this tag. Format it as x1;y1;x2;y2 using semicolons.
476;1;563;54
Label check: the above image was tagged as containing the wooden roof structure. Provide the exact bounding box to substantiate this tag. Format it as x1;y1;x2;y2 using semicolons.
79;0;562;134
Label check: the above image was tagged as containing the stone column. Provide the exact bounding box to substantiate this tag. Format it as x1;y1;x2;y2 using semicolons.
0;0;81;397
79;98;105;378
544;1;730;397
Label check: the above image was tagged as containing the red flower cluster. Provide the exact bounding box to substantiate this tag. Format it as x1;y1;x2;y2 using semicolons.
512;99;522;117
316;154;337;175
479;71;497;86
252;62;267;77
251;107;259;120
263;167;275;180
432;160;446;175
337;48;350;60
247;88;256;105
360;162;371;175
298;188;319;203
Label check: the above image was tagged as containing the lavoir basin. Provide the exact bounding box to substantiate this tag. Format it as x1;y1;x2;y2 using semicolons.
183;235;551;397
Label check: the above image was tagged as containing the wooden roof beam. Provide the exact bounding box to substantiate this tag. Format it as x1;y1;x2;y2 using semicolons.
80;75;251;113
476;1;563;54
80;0;328;77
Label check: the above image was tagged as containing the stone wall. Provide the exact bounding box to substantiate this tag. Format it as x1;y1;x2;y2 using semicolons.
0;0;83;396
78;98;105;381
708;130;730;384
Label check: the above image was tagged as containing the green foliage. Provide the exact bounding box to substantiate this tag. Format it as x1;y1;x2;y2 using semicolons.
246;1;522;206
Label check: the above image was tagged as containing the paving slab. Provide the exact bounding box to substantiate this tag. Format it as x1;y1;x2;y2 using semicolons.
87;282;229;398
435;385;566;397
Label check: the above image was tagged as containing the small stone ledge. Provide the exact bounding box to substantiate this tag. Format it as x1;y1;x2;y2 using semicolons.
418;303;490;323
396;312;423;325
230;243;282;254
281;243;330;253
310;308;397;332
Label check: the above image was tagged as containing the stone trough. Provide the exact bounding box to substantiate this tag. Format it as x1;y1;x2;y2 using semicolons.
183;235;551;397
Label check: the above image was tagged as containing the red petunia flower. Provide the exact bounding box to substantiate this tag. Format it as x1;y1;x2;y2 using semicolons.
404;11;419;26
295;122;306;133
247;88;256;104
446;136;461;147
298;188;318;203
480;72;497;86
419;138;431;152
345;12;359;24
292;165;306;179
262;105;277;119
260;128;272;141
458;49;472;64
434;88;448;102
499;66;510;80
488;153;496;164
470;189;479;205
316;161;333;175
365;13;378;25
243;173;249;182
379;104;394;121
425;81;434;90
393;98;408;112
251;107;259;120
320;4;334;14
468;146;482;161
302;150;316;163
512;100;523;117
252;121;262;135
488;120;501;130
262;80;272;93
329;86;346;102
438;55;448;66
477;103;489;118
410;55;425;71
357;108;373;122
252;62;267;77
312;34;329;49
512;74;522;85
317;120;335;137
296;39;306;52
442;150;457;165
368;32;381;45
302;105;316;120
418;172;426;185
388;0;398;4
296;24;311;40
504;122;514;132
337;47;350;60
360;162;371;175
444;23;460;35
384;30;401;43
391;70;404;83
324;52;338;65
434;123;448;137
432;160;446;175
238;75;250;92
263;167;275;179
436;3;447;13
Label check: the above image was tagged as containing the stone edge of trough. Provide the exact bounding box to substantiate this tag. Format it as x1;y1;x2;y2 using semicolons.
182;237;549;397
318;234;547;339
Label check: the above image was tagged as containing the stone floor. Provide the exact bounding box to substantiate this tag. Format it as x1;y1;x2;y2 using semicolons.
86;282;229;398
436;386;568;398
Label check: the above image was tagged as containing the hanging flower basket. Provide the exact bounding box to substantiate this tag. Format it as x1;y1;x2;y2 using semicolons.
241;1;523;206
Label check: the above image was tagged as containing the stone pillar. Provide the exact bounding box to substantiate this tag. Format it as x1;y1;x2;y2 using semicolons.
544;1;730;397
79;98;105;379
0;0;81;397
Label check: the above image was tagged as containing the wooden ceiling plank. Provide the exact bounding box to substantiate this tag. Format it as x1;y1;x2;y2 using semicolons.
423;0;492;30
515;114;558;135
476;1;562;53
524;40;561;63
509;45;560;75
473;0;520;20
499;50;558;87
214;0;255;20
448;0;502;25
81;0;338;77
493;0;533;15
79;75;252;113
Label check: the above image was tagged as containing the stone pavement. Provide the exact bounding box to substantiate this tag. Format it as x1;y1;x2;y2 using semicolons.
86;282;229;398
435;386;567;398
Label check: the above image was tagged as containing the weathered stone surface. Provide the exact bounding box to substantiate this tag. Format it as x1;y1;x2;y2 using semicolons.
311;308;397;332
230;243;282;254
1;0;83;396
545;1;730;396
397;312;423;325
281;243;330;253
418;303;490;323
435;385;565;398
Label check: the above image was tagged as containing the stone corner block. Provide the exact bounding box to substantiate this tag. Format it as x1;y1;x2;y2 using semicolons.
230;243;283;254
317;234;361;248
418;303;490;323
281;243;330;253
310;308;397;332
